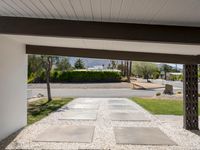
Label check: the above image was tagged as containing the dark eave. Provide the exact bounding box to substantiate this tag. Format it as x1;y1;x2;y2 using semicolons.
26;45;200;64
0;16;200;45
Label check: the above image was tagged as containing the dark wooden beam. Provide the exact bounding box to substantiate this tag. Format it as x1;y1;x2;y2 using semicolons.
26;45;199;64
1;16;200;44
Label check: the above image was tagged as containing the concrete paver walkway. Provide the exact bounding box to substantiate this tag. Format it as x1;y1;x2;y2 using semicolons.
6;98;200;149
35;125;95;143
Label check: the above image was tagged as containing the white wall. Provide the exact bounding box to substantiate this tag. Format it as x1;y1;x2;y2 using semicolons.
0;36;27;141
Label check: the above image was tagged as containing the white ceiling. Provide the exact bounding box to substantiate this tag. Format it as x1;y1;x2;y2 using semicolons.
2;34;200;56
0;0;200;27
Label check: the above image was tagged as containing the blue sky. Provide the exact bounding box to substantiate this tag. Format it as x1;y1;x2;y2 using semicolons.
157;63;183;69
69;56;183;69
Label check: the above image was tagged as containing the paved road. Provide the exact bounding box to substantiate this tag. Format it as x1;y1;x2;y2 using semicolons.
27;80;184;99
151;79;200;91
151;79;183;88
29;79;198;99
28;88;164;98
28;82;131;89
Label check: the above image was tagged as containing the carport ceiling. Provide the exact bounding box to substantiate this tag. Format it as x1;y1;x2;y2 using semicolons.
0;0;200;63
0;0;200;27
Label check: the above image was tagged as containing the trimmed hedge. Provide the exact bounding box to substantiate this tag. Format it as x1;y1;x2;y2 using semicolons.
31;71;121;83
169;74;183;81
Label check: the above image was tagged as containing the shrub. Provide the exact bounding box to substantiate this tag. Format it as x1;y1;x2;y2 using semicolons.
177;91;182;94
169;74;183;81
51;70;58;82
29;71;46;83
198;93;200;97
57;71;69;82
153;72;160;79
28;73;36;83
30;70;121;83
156;92;161;96
178;75;183;81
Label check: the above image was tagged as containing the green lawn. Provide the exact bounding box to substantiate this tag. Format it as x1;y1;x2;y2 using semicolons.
28;97;73;125
131;97;200;115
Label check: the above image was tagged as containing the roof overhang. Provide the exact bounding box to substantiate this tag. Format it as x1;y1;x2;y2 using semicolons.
26;45;200;64
1;16;200;64
1;16;200;45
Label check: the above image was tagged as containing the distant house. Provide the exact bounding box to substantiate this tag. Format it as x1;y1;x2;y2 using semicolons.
167;72;183;81
73;65;120;72
88;65;104;70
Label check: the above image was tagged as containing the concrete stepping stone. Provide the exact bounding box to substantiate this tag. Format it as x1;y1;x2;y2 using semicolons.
76;101;100;104
35;125;95;143
59;110;97;120
108;104;136;110
68;104;99;110
108;100;130;104
76;99;100;104
114;127;176;145
110;112;150;121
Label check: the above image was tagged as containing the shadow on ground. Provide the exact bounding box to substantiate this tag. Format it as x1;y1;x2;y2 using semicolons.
191;130;200;136
0;128;24;150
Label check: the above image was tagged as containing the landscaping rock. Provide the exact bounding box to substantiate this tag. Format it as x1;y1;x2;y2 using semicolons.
163;84;173;95
37;93;44;98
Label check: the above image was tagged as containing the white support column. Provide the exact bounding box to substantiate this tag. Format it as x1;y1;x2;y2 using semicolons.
0;36;27;141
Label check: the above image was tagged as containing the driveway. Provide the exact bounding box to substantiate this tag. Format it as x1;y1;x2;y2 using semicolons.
5;98;200;149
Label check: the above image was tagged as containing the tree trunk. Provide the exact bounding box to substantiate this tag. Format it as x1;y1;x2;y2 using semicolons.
123;61;126;76
46;69;52;102
127;61;132;83
146;74;149;82
121;61;124;76
46;56;52;102
164;71;167;80
126;61;129;82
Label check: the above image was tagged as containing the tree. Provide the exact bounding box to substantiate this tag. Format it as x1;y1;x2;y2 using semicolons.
41;55;57;102
160;64;173;80
74;58;85;69
56;57;71;71
119;60;127;76
107;63;111;69
117;60;132;82
110;60;117;69
117;61;125;76
117;61;123;74
132;62;158;82
28;55;43;79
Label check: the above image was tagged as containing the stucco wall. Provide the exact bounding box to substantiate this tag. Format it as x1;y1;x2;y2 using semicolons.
0;36;27;141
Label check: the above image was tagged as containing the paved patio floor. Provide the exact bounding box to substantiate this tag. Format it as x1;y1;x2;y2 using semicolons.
5;98;200;149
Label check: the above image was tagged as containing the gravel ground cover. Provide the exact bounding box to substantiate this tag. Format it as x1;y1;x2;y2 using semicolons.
5;98;200;150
